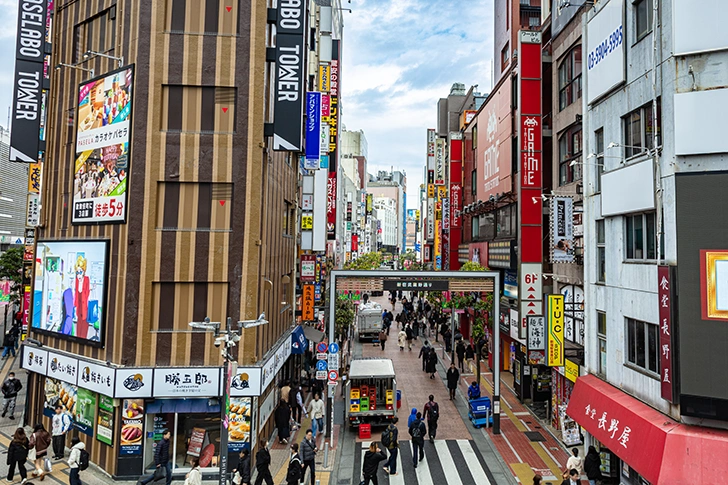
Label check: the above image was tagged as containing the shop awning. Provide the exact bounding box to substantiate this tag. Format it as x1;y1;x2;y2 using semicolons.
146;398;220;415
291;325;307;354
566;374;728;484
303;324;324;345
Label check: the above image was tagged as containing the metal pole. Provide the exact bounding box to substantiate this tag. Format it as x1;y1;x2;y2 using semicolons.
450;308;455;364
493;278;501;435
219;317;231;485
327;273;336;439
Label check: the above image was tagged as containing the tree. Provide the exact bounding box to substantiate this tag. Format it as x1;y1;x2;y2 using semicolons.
0;247;23;306
344;251;383;270
460;261;488;272
335;296;356;341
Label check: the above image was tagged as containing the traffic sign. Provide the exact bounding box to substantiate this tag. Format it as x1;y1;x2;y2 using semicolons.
316;360;328;371
316;370;327;380
328;383;337;394
328;353;340;370
328;370;339;381
316;342;328;353
328;343;339;354
316;353;327;360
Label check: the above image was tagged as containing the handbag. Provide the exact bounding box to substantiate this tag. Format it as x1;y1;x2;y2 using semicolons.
153;466;167;482
44;457;53;473
232;471;242;485
28;447;36;462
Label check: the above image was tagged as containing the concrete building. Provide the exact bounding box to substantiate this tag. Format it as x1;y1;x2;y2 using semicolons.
373;196;398;251
0;127;28;246
369;170;407;253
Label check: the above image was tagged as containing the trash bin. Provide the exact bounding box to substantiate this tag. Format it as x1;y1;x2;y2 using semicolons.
396;390;402;409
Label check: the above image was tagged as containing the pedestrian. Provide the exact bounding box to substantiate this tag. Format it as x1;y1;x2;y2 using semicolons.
397;328;406;351
378;329;387;351
300;429;317;485
564;448;584;477
184;457;202;485
561;469;582;485
426;348;438;379
443;328;452;353
7;427;29;484
533;474;543;485
10;322;20;352
306;393;325;440
139;429;171;485
2;330;16;359
584;446;603;485
361;442;387;485
465;342;475;364
423;394;440;442
293;384;306;426
52;404;72;460
254;439;273;485
275;400;291;444
405;323;414;351
407;408;417;428
68;436;86;485
29;423;51;481
381;416;399;476
408;412;426;468
280;380;291;406
285;443;302;485
1;371;23;419
362;293;369;304
467;381;481;400
231;449;250;485
419;341;430;372
446;363;460;400
455;340;466;372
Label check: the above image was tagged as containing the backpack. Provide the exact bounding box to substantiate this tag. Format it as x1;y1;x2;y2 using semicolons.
409;420;423;439
78;449;90;471
428;402;439;421
286;456;302;483
381;426;393;448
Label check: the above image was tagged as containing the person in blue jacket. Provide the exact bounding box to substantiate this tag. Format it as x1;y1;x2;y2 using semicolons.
407;408;418;428
467;381;481;400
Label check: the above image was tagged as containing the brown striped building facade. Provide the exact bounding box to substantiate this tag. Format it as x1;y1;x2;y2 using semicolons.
26;0;299;478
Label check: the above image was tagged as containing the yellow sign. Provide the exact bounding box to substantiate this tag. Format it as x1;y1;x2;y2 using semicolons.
548;295;564;366
28;163;41;194
434;220;441;270
415;210;420;220
565;359;579;383
319;65;331;92
301;214;313;230
438;185;447;200
427;184;435;198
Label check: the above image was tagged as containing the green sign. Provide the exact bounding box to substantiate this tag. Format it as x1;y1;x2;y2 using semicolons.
73;387;97;437
96;395;114;446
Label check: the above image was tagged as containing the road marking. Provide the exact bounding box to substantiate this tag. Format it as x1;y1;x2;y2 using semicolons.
456;439;491;485
513;411;531;416
499;429;522;463
434;440;464;485
389;448;405;485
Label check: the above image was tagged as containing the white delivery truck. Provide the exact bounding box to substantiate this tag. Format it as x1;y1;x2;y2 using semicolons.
345;358;397;427
356;301;383;341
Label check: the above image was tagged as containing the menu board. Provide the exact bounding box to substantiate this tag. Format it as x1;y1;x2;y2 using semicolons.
228;397;253;452
120;399;144;455
187;427;206;457
73;387;97;436
96;395;114;446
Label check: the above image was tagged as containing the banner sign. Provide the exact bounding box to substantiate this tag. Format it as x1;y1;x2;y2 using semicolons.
435;138;445;185
528;316;545;351
326;172;336;238
321;94;330;118
319;65;330;92
301;255;316;282
658;265;677;403
547;294;564;367
305;92;321;162
551;196;574;263
28;163;42;193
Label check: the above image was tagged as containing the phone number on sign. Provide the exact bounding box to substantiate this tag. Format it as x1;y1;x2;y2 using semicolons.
588;25;623;70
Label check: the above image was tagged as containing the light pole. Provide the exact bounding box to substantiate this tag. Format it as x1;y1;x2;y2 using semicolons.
189;313;268;485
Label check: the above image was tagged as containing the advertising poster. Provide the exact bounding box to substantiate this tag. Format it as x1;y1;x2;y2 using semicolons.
551;197;574;263
44;378;76;419
120;399;144;455
32;240;108;345
187;427;206;457
96;394;114;446
73;387;96;436
228;397;253;451
547;295;564;366
305;92;321;163
73;65;134;224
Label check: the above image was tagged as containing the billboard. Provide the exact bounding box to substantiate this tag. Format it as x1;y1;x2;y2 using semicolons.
551;196;574;263
586;0;625;104
73;65;134;224
547;294;564;367
31;240;109;346
476;77;512;200
305;92;321;163
434;138;445;185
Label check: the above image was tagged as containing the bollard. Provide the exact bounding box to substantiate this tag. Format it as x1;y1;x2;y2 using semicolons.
323;441;329;467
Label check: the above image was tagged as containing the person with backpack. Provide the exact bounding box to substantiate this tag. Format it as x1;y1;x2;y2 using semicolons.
381;417;399;475
361;442;387;485
68;436;87;485
378;329;387;351
446;362;460;400
2;372;23;419
408;412;426;468
52;404;72;460
254;439;273;485
423;395;439;442
7;427;29;483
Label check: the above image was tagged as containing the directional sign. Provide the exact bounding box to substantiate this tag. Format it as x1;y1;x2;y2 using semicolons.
316;360;328;371
328;352;340;370
328;370;339;382
521;301;543;317
316;342;328;353
328;343;339;354
316;370;327;380
521;263;543;301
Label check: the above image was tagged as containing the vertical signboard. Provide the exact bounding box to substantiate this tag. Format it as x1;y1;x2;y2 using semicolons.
272;0;306;151
319;65;330;92
449;134;463;270
658;265;676;403
305;92;321;164
326;172;336;239
300;255;316;282
73;66;135;224
434;138;445;185
547;295;564;367
551;196;575;263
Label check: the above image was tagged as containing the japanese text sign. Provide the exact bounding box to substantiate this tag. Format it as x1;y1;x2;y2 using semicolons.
302;284;315;321
28;163;42;193
547;294;564;366
152;367;221;397
528;316;545;351
47;351;79;385
658;265;676;403
78;360;116;396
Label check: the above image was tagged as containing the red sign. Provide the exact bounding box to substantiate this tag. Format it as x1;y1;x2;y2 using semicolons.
657;265;676;403
326;172;337;238
302;284;315;321
187;428;206;457
352;234;359;252
321;94;330;118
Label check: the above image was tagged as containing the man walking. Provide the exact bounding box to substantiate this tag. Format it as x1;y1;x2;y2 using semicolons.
1;372;22;420
300;429;317;485
378;329;387;351
455;340;466;372
446;363;460;401
381;417;399;476
408;412;426;468
423;394;439;442
419;341;431;372
139;430;171;485
254;439;274;485
306;393;325;440
52;404;71;460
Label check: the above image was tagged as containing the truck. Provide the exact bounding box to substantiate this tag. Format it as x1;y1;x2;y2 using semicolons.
356;301;383;341
345;358;397;427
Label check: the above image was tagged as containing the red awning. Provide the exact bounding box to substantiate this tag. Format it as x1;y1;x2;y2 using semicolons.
567;374;728;484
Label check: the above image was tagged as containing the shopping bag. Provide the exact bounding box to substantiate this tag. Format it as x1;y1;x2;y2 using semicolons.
28;447;36;462
153;466;167;482
44;457;53;473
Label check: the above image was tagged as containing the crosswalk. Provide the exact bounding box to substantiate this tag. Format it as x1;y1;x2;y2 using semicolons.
352;440;495;485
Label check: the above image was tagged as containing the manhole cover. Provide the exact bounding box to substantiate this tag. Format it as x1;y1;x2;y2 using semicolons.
525;431;546;442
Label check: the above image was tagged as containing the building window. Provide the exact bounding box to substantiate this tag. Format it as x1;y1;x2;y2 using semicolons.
496;205;516;238
163;86;236;134
73;7;117;64
168;0;239;34
635;0;653;40
501;43;510;71
558;124;583;185
471;170;477;196
596;219;605;283
626;317;659;375
283;202;291;236
66;108;75;144
558;45;582;110
625;212;663;261
156;182;232;231
597;311;607;377
623;100;661;158
594;128;604;193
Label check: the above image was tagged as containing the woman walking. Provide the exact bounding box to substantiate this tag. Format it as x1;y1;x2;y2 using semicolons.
7;427;29;484
378;329;387;351
29;423;51;480
275;400;291;444
426;348;438;379
584;446;603;485
397;329;407;352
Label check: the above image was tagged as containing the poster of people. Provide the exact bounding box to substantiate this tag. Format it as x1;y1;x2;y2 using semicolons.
32;240;108;345
551;196;575;263
73;65;134;224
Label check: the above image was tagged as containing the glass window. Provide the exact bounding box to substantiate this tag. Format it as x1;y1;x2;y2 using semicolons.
558;45;583;110
623;100;661;158
596;220;606;283
174;413;221;469
626;213;659;261
635;0;653;39
626;317;659;376
594;128;604;192
558;124;583;185
472;215;479;239
597;311;607;377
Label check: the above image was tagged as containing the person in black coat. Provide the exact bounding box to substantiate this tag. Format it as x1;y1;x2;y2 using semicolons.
446;363;460;400
275;401;291;444
426;348;438;379
465;343;475;362
419;341;431;372
361;442;387;485
583;445;603;484
7;427;29;482
232;449;251;485
455;340;466;372
254;439;273;485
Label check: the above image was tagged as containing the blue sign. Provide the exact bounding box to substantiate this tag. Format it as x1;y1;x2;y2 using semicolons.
329;343;339;354
305;92;321;163
319;155;329;169
314;283;322;301
316;342;328;353
316;360;328;371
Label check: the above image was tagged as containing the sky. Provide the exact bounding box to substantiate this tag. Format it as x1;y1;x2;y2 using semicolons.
0;0;495;210
341;0;494;209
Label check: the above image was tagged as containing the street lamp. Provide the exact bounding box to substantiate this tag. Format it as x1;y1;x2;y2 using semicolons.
189;313;267;485
82;50;124;68
54;63;94;78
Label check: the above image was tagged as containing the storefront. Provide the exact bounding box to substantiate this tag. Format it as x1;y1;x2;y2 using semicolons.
551;358;580;446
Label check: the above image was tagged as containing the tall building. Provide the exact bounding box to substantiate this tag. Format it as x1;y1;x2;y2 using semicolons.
368;169;406;254
0;127;28;245
373;197;398;252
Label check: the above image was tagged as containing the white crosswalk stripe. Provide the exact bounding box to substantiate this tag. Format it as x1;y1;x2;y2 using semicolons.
434;440;464;485
457;439;492;485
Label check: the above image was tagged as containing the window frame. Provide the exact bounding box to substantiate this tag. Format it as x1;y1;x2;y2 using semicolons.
634;0;653;41
625;212;663;261
558;45;583;111
625;317;659;377
594;128;605;193
596;219;606;283
558;124;583;186
597;311;607;377
622;100;661;159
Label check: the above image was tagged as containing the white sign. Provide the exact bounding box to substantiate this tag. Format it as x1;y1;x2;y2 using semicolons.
521;263;543;300
47;352;79;385
528;316;546;351
26;193;40;227
77;360;115;397
301;260;316;280
435;138;445;185
509;309;520;341
316;370;327;380
114;368;154;398
301;194;313;211
258;387;276;431
551;196;575;263
261;335;292;391
328;352;340;370
153;367;221;398
229;367;263;397
316;353;327;361
586;0;625;104
21;346;48;375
